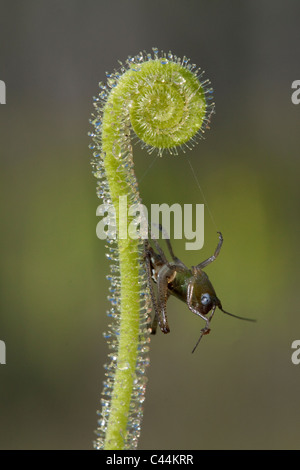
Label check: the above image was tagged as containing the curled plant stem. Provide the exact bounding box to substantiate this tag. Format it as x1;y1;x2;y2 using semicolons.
89;48;214;450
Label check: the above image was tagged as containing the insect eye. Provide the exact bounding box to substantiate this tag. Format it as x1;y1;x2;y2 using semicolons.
201;293;211;306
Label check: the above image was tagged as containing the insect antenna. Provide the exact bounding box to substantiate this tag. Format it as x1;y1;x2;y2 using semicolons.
192;308;256;353
191;331;206;354
219;307;256;323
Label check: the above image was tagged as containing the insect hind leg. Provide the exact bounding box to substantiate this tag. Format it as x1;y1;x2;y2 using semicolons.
153;224;188;270
143;241;170;334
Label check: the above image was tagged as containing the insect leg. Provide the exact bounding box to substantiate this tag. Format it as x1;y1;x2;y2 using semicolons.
187;280;211;329
156;224;188;270
151;237;169;265
143;241;163;334
195;231;223;270
165;239;189;270
144;241;172;334
156;264;177;333
151;310;158;335
155;224;176;260
191;305;216;353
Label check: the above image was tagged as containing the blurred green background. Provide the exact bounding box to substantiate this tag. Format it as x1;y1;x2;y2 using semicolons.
0;0;300;450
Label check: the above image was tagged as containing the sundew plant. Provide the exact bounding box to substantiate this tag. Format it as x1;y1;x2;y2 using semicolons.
89;48;214;450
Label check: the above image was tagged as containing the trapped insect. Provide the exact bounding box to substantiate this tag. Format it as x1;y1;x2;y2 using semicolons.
144;230;255;353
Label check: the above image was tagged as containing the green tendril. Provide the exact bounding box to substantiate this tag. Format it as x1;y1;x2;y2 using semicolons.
89;48;214;450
